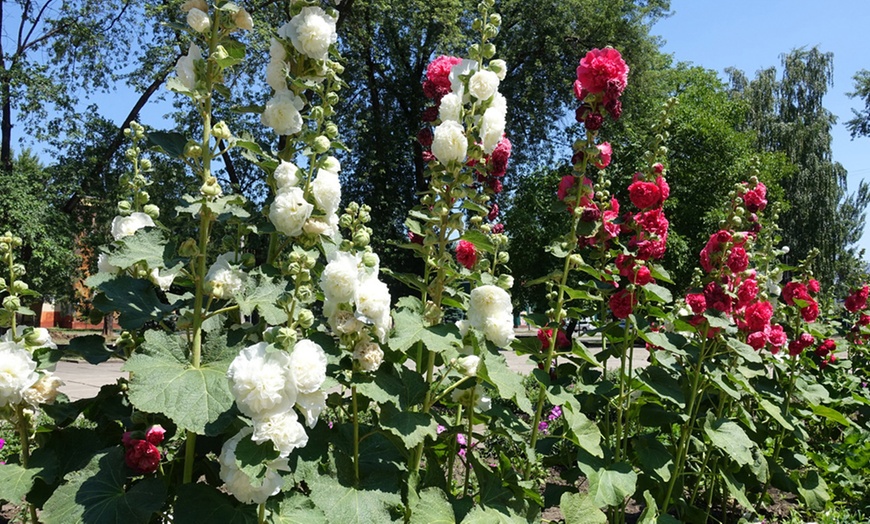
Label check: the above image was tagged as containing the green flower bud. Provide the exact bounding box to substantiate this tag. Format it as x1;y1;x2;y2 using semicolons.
324;123;339;139
137;191;150;205
489;13;501;26
117;200;133;215
0;243;9;253
569;253;584;267
12;280;28;294
497;274;514;290
123;128;133;138
326;92;340;106
497;251;509;264
125;148;137;161
184;141;202;158
212;120;232;140
481;42;496;59
277;327;297;349
213;45;230;63
200;176;223;197
297;308;315;329
353;229;370;247
3;295;21;311
339;214;353;229
313;135;331;153
11;264;25;277
139;158;152;171
179;238;199;257
240;253;256;268
362;252;379;268
0;277;6;290
143;204;160;219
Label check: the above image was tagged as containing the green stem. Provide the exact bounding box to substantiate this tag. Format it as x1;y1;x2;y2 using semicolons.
352;384;360;486
463;396;474;497
447;404;463;494
258;502;266;524
15;405;37;524
430;376;471;407
760;357;798;497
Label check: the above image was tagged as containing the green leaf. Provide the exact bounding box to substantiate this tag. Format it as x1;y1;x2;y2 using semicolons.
636;367;684;408
355;364;428;410
92;275;174;330
721;471;756;514
636;330;679;352
0;463;38;504
270;492;328;524
174;484;258;524
388;308;461;353
637;490;658;524
758;398;794;430
409;488;455;524
123;331;234;435
309;476;400;524
460;506;526;523
649;264;673;284
215;40;246;68
107;229;171;269
586;463;637;508
643;283;672;303
66;335;116;364
796;470;830;510
41;448;167;524
703;311;732;328
794;377;830;404
461;229;495;254
562;286;603;301
562;400;603;457
479;351;533;415
726;338;762;364
560;492;606;524
633;435;673;482
704;417;754;466
809;404;853;427
236;270;288;325
146;131;187;158
379;403;438;450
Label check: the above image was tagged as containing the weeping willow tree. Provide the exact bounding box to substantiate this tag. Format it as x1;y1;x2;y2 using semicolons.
729;48;870;291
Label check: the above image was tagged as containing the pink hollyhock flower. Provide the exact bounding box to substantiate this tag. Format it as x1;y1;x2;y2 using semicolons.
125;440;161;475
548;405;562;420
634;209;668;237
633;236;667;260
700;230;732;273
628;180;662;210
456;240;477;269
537;328;553;350
487;203;499;221
744;301;773;332
737;279;759;309
417;127;433;147
573;80;589;101
593;142;612;169
704;281;732;313
742;182;768;213
747;329;768;350
609;289;636;319
490;137;511;177
423;55;462;100
652;163;664;174
491;223;504;234
145;425;165;446
808;279;821;294
686;293;707;315
845;285;870;312
656;175;670;202
727;246;749;274
768;324;787;349
122;431;135;448
801;301;819;322
576;48;629;96
782;281;810;306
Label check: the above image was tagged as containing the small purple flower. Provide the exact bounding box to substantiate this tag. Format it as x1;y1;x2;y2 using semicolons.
458;447;466;458
328;421;334;429
456;433;467;446
437;425;446;435
863;382;868;389
538;421;549;434
548;405;562;420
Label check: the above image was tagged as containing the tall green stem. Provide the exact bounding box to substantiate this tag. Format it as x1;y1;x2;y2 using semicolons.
352;384;360;485
15;405;37;524
760;357;798;497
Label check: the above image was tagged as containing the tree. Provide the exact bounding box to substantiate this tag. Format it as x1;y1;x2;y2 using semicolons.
729;48;870;291
846;69;870;138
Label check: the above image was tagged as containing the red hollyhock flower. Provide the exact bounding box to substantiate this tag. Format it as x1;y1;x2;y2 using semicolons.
652;163;664;174
628;180;662;210
747;329;768;350
576;48;629;96
808;279;821;294
845;285;870;312
634;208;669;236
408;231;424;245
537;329;572;350
782;281;810;306
456;240;477;269
744;301;773;332
573;80;589;101
656;175;670;202
631;266;653;286
615;254;635;278
490;137;512;177
537;328;552;350
584;113;603;130
593;142;612;169
487;203;499;221
801;301;819;322
686;293;707;314
859;313;870;326
491;223;504;234
737;278;759;309
421;105;439;122
125;439;161;475
704;281;732;313
768;324;787;349
145;425;165;446
727;246;749;274
609;289;636;319
417;128;433;147
742;182;768;213
423;55;462;100
700;230;732;273
815;338;836;357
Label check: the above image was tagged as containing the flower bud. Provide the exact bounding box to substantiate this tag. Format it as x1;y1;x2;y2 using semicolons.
12;264;25;277
181;0;207;12
125;148;137;161
179;238;198;257
139;158;152;171
3;295;21;311
136;191;150;205
234;8;253;30
313;135;331;153
240;253;256;268
184;141;202;158
362;252;379;268
326;92;340;106
12;280;28;294
328;60;345;75
456;355;480;377
212;121;232;140
143;204;160;219
497;251;509;264
200;176;223;197
0;242;8;253
117;200;133;215
213;45;230;63
489;13;502;26
481;42;496;59
489;59;507;80
339;214;353;229
297;309;315;328
324;123;339;139
353;229;370;247
497;274;514;290
187;8;211;33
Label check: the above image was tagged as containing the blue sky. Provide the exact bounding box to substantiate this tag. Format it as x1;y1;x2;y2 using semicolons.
652;0;870;259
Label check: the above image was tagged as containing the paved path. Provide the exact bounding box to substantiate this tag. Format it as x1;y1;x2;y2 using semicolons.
54;333;650;401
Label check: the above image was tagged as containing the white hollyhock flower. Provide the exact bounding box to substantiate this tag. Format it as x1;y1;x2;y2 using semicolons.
279;6;337;61
261;91;305;136
353;339;384;373
174;44;201;91
438;92;462;123
23;372;63;407
219;427;289;504
234;8;253;31
296;390;327;428
187;8;211;33
480;94;507;154
205;253;245;299
251;410;308;457
0;342;39;408
322;156;341;173
273;160;301;191
311;168;341;215
456;355;480;377
431;120;467;165
329;307;364;335
449;59;478;94
302;213;339;238
111;212;155;240
266;60;287;92
269;37;286;61
23;327;56;350
489;59;507;81
227;342;298;418
150;268;175;291
180;0;206;12
97;253;119;274
321;251;360;303
288;339;327;394
467;285;515;348
269;187;313;237
355;276;392;343
468;70;499;102
451;385;491;412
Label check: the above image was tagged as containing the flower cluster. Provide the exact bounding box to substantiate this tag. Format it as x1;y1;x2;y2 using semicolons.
465;284;514;348
123;425;165;475
0;329;61;409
